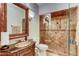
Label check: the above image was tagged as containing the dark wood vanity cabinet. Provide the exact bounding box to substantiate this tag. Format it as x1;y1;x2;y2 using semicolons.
0;3;7;32
14;43;35;56
0;42;35;56
18;46;35;56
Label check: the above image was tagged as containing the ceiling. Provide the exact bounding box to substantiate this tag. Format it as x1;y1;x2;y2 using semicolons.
36;3;50;7
36;3;45;6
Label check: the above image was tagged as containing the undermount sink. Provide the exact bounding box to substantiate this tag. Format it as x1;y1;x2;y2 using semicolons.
15;41;31;48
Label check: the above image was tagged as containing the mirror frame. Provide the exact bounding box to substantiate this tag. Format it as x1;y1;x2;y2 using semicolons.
5;3;29;39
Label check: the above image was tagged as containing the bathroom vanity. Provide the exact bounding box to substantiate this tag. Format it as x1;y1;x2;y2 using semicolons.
0;3;32;56
0;41;35;56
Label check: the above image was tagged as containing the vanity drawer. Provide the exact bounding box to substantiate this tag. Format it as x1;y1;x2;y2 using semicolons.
19;47;34;56
12;52;18;56
16;43;35;56
19;49;33;56
18;46;32;53
0;52;11;56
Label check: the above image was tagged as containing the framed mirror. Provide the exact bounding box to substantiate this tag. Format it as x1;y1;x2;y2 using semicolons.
6;3;29;39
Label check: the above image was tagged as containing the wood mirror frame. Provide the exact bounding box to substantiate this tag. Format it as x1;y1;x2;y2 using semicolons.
5;3;29;39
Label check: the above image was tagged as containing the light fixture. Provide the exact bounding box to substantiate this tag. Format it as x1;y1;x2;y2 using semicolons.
43;14;51;30
43;15;51;25
29;9;34;21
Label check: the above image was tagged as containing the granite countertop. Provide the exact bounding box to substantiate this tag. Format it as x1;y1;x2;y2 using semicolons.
0;41;35;53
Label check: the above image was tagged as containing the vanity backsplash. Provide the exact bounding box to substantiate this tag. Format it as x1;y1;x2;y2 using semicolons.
9;37;25;45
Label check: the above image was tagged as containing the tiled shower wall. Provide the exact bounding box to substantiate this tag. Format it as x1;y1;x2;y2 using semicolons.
40;7;77;56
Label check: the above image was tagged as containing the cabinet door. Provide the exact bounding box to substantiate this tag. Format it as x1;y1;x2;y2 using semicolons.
0;3;7;32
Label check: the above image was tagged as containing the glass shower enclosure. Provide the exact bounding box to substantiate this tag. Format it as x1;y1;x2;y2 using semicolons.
40;3;78;56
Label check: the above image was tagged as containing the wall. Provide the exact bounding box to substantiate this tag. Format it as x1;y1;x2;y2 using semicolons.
26;3;40;44
39;3;79;41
